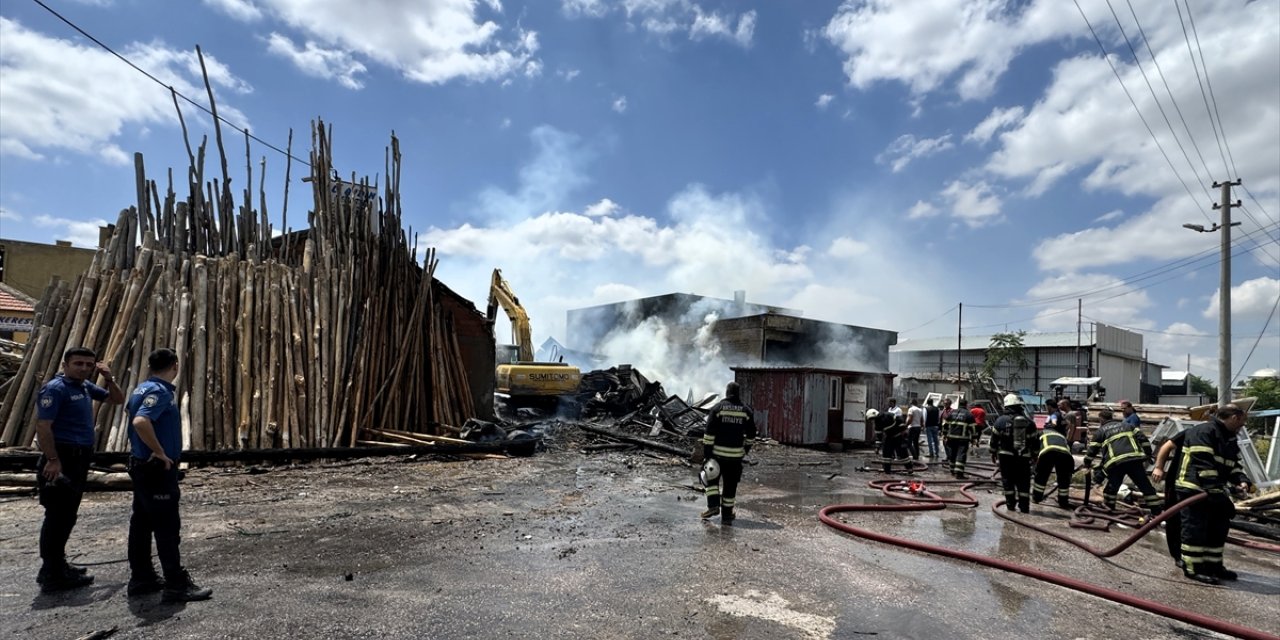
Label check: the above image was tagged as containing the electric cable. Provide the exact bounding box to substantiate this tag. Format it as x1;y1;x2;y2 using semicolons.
1230;294;1280;384
28;0;311;168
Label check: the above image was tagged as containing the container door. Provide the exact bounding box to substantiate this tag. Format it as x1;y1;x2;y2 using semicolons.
843;383;868;441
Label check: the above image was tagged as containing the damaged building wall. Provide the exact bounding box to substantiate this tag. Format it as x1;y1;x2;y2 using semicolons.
436;280;496;420
565;294;897;397
733;367;894;445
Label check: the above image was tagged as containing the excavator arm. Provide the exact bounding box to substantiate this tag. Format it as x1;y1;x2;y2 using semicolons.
488;268;534;362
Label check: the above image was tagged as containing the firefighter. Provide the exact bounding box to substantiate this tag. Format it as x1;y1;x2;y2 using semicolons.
699;381;757;526
1175;404;1251;584
1084;409;1162;513
942;400;976;479
1032;404;1075;509
872;408;907;473
988;394;1037;513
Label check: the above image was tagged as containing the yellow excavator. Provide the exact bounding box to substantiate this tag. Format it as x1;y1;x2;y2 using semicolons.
487;268;581;404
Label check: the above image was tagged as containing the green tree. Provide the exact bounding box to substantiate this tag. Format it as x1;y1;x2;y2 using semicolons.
1189;374;1218;403
1239;376;1280;411
982;331;1030;390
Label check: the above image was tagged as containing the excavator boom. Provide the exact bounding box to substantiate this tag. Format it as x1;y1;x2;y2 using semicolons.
488;268;534;362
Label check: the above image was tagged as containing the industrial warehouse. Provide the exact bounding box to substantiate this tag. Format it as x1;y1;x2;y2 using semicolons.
1;2;1279;639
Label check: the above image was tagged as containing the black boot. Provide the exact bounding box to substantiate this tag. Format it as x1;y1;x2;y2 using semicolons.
38;563;93;593
1183;570;1220;585
721;507;735;525
127;570;166;597
161;570;213;603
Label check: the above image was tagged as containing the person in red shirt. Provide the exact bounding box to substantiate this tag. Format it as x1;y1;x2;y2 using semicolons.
969;405;987;430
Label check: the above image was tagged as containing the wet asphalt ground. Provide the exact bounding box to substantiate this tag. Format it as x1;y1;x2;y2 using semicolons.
0;440;1277;639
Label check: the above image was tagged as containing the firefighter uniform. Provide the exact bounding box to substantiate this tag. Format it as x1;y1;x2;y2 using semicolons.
942;407;976;479
1085;419;1161;513
877;412;907;473
1175;418;1248;582
1032;426;1075;508
701;391;757;525
989;407;1036;513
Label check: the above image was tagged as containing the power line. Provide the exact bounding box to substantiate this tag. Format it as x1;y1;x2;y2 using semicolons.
1229;294;1279;385
1073;0;1214;228
1183;0;1239;180
1242;185;1279;227
29;0;311;168
1112;0;1279;253
1173;0;1231;179
1124;0;1216;197
964;221;1279;309
899;305;958;335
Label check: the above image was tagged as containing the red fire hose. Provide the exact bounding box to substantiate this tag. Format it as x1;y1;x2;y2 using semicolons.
819;472;1280;640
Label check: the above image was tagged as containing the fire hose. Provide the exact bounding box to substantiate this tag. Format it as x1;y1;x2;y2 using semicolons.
818;461;1280;640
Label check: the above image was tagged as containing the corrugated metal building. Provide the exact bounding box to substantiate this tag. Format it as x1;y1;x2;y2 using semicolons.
890;324;1163;404
732;366;895;445
566;293;897;372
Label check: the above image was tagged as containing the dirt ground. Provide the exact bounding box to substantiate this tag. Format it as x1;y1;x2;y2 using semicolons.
1;432;1277;640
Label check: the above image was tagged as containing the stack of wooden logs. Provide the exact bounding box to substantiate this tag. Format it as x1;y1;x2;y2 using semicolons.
0;117;475;451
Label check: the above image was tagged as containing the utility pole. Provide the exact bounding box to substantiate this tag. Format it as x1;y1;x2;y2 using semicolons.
1213;179;1242;403
1075;299;1082;378
1186;353;1191;395
957;303;963;379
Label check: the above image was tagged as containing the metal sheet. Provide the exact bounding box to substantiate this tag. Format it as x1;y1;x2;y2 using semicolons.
734;369;809;444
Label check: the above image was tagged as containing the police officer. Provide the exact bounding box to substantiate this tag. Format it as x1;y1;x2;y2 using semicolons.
34;346;124;592
699;381;757;526
1085;409;1162;513
1031;406;1075;509
942;400;976;479
126;348;212;602
1175;404;1251;584
988;394;1037;513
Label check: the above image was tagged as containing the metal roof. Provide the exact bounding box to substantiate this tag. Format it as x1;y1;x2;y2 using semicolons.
732;365;893;377
1162;370;1189;382
892;332;1084;352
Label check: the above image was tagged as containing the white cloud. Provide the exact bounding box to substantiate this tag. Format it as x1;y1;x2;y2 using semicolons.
1093;209;1123;223
475;126;595;222
827;236;869;259
940;180;1001;226
815;94;834;110
265;33;367;89
0;17;251;165
1020;272;1154;332
612;96;628;113
0;206;24;222
584;198;620;217
32;214;111;248
500;117;512;129
965;105;1024;144
876;133;953;172
242;0;539;86
567;0;757;48
906;200;939;220
558;68;581;81
562;0;608;17
690;8;756;47
1204;277;1280;320
821;0;1077;101
203;0;263;21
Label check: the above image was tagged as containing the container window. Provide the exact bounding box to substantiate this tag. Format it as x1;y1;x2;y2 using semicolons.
829;377;841;410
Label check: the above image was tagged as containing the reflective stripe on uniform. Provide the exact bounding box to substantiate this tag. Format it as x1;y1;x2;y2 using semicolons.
712;445;745;458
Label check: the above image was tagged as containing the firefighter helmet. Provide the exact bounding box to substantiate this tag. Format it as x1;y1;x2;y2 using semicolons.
1003;393;1023;407
866;409;880;419
700;458;721;485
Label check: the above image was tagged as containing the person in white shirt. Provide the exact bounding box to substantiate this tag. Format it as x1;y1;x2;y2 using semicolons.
906;400;925;460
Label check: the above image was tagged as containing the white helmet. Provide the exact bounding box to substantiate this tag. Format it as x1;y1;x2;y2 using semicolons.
699;458;721;485
866;409;880;419
1003;393;1023;407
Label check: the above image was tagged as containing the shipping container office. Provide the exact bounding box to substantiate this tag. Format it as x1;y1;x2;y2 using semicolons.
732;367;895;445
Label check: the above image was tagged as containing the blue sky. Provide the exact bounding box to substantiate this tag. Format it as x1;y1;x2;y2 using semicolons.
0;0;1277;389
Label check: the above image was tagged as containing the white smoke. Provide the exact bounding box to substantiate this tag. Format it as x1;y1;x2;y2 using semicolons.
596;310;732;398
